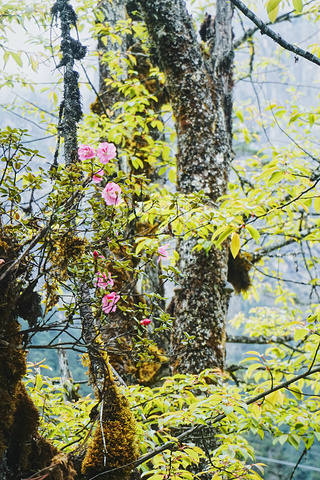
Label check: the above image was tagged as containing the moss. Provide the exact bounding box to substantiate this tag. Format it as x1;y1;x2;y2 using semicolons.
51;233;87;280
137;345;168;385
6;383;40;471
82;361;139;480
227;251;252;294
28;436;59;474
0;225;59;478
48;452;77;480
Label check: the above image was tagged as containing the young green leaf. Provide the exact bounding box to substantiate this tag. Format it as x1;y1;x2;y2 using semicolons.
231;232;241;258
293;0;303;13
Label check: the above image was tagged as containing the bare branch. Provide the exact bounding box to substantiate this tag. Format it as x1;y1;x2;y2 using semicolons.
230;0;320;67
227;334;294;344
233;1;314;49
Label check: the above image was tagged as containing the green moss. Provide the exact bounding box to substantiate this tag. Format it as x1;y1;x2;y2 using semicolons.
82;362;139;480
137;345;168;385
6;383;40;471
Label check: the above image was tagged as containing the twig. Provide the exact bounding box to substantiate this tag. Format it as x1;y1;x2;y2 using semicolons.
230;0;320;67
233;1;314;49
288;446;307;480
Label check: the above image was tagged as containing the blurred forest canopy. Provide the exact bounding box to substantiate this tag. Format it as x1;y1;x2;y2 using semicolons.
2;0;320;479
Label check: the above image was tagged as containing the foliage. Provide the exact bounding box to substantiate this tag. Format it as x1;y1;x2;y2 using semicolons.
2;0;320;479
24;361;94;452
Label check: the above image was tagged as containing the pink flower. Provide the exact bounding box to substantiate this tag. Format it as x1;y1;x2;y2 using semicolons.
157;244;169;263
95;271;114;289
78;144;96;161
140;318;151;326
97;142;117;164
0;259;5;268
93;168;104;183
101;182;122;206
102;292;120;314
93;250;99;259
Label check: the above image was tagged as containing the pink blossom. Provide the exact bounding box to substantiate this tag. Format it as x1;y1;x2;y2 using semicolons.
95;271;114;289
97;142;117;164
0;259;5;268
140;318;151;326
157;244;169;263
102;292;120;314
101;182;122;206
93;250;99;259
93;169;104;183
78;144;96;161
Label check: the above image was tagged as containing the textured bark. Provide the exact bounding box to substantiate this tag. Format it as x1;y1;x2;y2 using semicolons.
139;0;234;372
52;0;86;166
97;0;127;100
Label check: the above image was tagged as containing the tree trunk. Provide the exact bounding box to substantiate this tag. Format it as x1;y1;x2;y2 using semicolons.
97;0;127;109
138;0;234;373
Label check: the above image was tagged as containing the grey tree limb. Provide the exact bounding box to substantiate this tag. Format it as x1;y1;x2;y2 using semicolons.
230;0;320;67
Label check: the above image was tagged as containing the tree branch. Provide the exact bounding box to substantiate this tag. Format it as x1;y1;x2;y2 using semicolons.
0;227;49;284
230;0;320;67
227;334;294;344
233;2;314;49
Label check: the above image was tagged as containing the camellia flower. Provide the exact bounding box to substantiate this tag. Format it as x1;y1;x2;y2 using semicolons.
78;144;96;161
93;250;99;259
101;182;122;206
140;318;151;326
95;271;114;289
0;259;5;268
102;292;120;314
157;244;169;263
92;168;104;183
97;142;117;164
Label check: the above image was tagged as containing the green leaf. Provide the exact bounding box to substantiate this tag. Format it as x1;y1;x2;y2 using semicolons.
290;386;303;400
230;232;240;258
35;374;43;390
289;433;300;450
278;434;288;445
215;226;234;247
268;170;284;186
236;110;244;123
314;197;320;213
267;0;281;23
294;328;309;341
309;113;315;126
267;0;281;14
168;169;176;183
3;50;9;68
246;224;260;242
293;0;303;12
247;362;263;376
10;51;23;68
162;146;171;161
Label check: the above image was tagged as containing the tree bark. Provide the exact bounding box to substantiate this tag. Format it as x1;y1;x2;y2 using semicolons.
51;0;86;166
97;0;127;109
138;0;234;372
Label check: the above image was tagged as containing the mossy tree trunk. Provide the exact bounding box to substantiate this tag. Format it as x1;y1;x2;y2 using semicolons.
138;0;234;373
